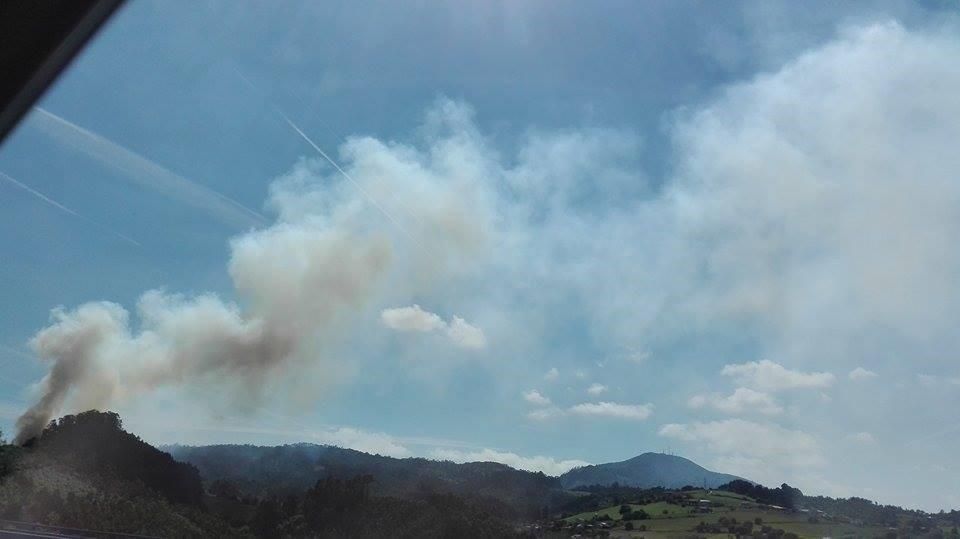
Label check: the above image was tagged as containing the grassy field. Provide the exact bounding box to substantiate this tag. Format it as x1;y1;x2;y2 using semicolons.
564;501;693;522
627;510;885;537
560;489;890;539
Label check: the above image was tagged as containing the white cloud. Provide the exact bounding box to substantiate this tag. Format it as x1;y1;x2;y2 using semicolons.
431;448;589;476
846;431;875;444
688;387;783;416
721;360;834;392
158;421;415;459
651;22;960;393
659;419;824;484
544;367;559;381
523;389;551;406
526;407;563;421
445;316;487;350
568;401;653;420
319;427;412;458
380;304;446;332
380;306;486;350
586;383;608;395
848;367;878;381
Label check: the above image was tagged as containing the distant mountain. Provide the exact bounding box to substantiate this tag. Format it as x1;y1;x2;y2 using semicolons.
559;452;743;490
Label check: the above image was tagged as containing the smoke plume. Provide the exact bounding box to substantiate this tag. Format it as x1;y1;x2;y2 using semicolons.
14;101;489;443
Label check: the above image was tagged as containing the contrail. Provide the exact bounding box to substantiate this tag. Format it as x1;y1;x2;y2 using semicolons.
232;70;418;244
28;108;267;229
0;170;142;247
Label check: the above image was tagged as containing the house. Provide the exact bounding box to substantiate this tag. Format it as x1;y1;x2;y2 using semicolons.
697;499;712;513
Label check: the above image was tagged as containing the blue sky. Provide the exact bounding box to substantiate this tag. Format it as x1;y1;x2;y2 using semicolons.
2;0;960;511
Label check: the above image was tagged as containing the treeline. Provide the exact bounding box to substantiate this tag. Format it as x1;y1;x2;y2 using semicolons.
1;484;244;537
719;480;803;509
0;432;21;481
1;413;530;538
695;516;799;538
558;484;688;516
213;474;527;538
722;479;957;535
169;443;565;519
803;494;903;527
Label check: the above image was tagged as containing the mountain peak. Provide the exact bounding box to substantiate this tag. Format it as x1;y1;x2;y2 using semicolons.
560;451;743;490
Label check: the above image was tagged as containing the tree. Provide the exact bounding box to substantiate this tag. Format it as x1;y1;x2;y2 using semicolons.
251;499;281;538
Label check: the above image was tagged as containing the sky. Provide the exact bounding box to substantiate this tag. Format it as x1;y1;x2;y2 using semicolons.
1;0;960;511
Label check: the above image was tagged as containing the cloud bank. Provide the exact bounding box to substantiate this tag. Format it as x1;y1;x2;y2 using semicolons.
659;419;824;484
568;401;653;421
721;360;834;392
432;447;589;476
688;387;783;416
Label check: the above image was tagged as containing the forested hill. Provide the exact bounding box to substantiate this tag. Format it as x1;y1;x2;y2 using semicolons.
165;443;565;517
2;411;959;538
27;411;204;505
0;411;237;537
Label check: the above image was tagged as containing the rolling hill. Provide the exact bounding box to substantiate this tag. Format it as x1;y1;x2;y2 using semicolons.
559;451;743;489
5;411;957;538
164;443;567;518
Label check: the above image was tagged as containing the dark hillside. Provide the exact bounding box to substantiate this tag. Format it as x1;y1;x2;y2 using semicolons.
29;411;203;506
0;412;241;537
168;444;565;518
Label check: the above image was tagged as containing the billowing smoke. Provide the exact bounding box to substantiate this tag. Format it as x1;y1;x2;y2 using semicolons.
15;101;491;444
15;224;391;444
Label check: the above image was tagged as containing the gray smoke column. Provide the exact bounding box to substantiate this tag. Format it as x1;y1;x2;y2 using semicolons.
14;101;491;444
14;224;392;444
